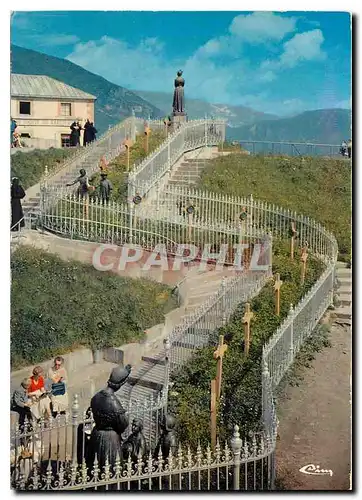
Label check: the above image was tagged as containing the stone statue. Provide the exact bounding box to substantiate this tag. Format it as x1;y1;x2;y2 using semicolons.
122;418;149;462
87;365;131;470
154;414;178;460
172;70;185;114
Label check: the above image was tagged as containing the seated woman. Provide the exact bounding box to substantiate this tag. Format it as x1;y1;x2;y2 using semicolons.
27;366;51;421
47;357;69;417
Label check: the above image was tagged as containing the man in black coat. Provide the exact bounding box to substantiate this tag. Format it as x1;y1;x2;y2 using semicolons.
11;177;26;231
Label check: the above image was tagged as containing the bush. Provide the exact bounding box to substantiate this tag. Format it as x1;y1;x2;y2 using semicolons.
168;239;325;448
11;246;177;369
198;153;351;261
11;148;74;190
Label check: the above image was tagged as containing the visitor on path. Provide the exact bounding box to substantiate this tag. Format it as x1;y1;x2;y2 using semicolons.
11;118;17;145
11;177;26;231
70;121;82;147
98;172;113;204
11;378;33;455
340;140;348;156
12;128;23;148
66;169;90;198
27;366;51;421
83;119;97;146
89;122;97;143
348;139;352;159
47;357;69;417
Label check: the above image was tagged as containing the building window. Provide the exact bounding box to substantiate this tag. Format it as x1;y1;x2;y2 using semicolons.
60;103;72;116
20;133;31;138
61;134;71;148
19;101;31;115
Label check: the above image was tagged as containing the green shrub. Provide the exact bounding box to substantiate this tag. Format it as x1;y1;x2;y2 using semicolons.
11;148;74;190
11;246;177;369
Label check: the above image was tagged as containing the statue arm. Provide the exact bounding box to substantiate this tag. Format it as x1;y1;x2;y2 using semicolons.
114;409;129;435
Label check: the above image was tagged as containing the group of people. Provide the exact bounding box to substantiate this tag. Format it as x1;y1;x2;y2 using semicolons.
70;119;97;147
11;118;23;148
66;165;113;204
340;139;352;158
11;357;69;457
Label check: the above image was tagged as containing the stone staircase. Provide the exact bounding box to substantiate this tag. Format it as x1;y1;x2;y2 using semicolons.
114;266;236;441
334;262;352;326
168;147;230;187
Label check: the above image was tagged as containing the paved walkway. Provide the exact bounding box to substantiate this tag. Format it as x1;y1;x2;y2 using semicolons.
275;322;351;490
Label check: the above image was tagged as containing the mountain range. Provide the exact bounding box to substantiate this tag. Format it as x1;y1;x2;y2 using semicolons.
134;90;278;128
11;45;164;133
227;108;351;144
11;44;351;143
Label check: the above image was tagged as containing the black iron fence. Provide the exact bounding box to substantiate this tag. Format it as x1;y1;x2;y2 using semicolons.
238;140;342;157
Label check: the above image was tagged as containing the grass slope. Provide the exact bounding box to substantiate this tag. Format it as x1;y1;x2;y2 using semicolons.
198;153;351;260
11;246;177;369
11;148;74;190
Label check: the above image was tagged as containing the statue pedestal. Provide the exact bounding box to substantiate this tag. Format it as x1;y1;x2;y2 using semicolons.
171;113;187;132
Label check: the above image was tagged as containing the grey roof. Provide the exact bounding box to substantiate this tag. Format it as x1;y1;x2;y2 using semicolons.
11;74;96;101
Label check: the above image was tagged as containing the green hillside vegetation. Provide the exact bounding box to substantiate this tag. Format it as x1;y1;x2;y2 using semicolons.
11;45;163;134
11;148;74;190
168;239;325;447
198;153;351;261
11;246;177;369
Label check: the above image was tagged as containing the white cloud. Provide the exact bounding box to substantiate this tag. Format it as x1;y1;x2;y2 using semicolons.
279;29;326;67
229;12;297;43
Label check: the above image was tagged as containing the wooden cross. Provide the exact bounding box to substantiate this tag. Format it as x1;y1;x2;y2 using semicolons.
123;138;133;171
144;126;151;153
213;335;228;400
210;379;217;449
274;273;283;316
242;303;254;357
290;221;297;261
300;242;309;284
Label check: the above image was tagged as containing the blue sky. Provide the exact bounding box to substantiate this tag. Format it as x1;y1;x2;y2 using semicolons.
11;11;351;115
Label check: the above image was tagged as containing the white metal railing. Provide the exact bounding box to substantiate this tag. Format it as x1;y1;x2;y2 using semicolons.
13;119;340;491
128;119;226;200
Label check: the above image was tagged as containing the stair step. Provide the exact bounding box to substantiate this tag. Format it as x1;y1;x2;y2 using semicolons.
336;268;352;277
127;361;165;391
338;277;352;287
334;307;352;320
336;293;352;306
141;355;166;366
337;285;352;295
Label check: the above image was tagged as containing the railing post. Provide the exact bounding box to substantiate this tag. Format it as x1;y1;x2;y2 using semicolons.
289;303;294;362
205;116;208;147
163;338;171;412
230;425;242;490
72;394;80;465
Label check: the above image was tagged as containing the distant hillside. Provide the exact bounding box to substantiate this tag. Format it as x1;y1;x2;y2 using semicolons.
135;90;279;127
227;109;351;144
11;45;164;134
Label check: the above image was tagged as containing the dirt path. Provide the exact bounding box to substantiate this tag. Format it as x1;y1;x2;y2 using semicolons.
276;323;351;490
